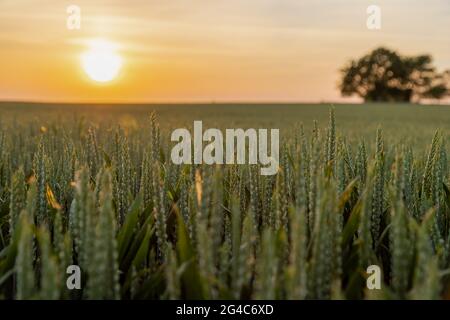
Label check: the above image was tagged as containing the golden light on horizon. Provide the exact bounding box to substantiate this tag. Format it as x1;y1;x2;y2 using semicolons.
1;1;449;103
81;39;122;83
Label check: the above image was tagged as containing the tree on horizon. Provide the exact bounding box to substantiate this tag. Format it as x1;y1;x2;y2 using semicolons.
339;47;449;103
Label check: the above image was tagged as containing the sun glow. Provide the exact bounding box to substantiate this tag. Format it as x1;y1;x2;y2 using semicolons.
81;39;122;83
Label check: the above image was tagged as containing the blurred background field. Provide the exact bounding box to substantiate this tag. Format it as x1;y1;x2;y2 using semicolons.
1;102;449;145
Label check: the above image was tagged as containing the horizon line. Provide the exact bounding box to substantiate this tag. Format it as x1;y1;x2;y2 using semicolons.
1;99;449;107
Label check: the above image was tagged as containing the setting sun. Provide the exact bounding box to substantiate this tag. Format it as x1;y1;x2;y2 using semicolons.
81;39;122;83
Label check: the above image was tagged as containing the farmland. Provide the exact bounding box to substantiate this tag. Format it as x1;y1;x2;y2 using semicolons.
0;102;449;299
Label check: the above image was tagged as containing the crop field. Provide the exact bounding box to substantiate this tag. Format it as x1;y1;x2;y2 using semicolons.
0;102;449;300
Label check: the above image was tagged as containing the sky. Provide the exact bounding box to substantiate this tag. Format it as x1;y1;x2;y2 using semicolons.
0;0;449;103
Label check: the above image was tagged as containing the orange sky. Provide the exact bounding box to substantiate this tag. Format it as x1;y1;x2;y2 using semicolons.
0;0;449;103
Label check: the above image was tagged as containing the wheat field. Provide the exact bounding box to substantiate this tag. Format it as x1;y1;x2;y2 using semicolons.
0;103;449;300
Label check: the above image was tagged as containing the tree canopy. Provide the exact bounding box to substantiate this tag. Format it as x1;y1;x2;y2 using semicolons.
339;47;449;103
